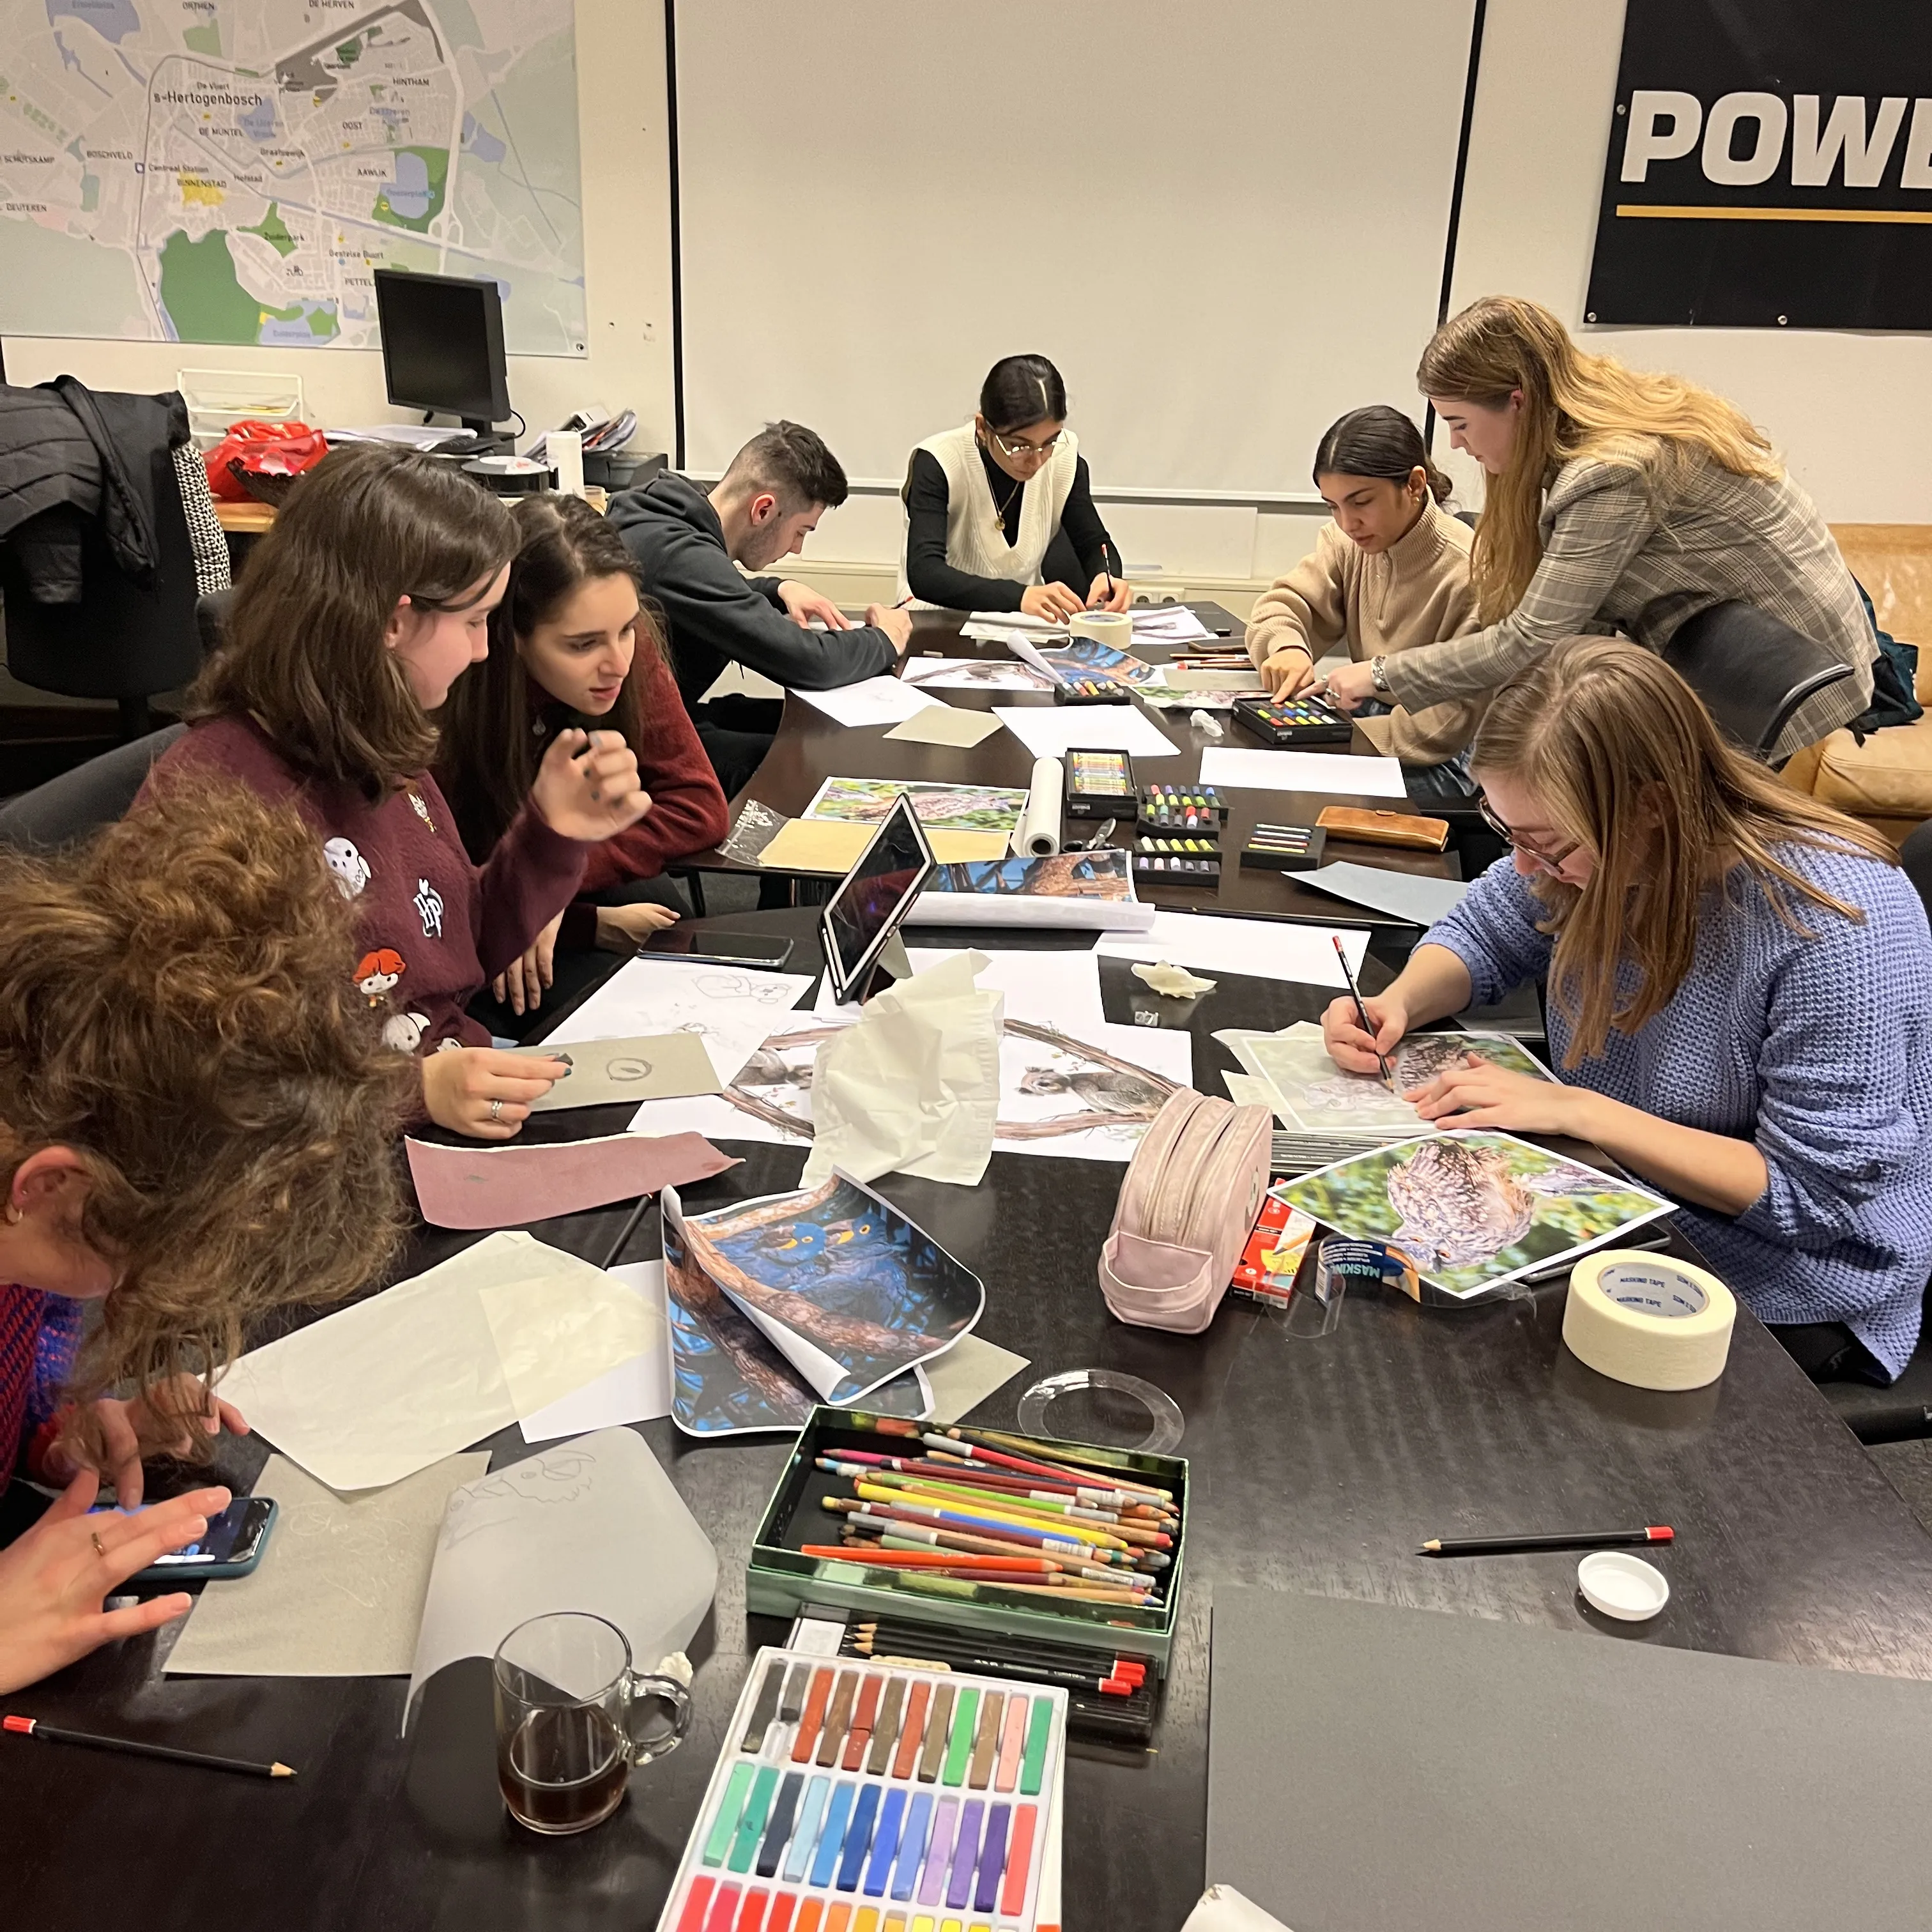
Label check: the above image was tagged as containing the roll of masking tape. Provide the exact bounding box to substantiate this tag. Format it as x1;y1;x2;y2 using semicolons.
1562;1250;1736;1390
1069;610;1132;654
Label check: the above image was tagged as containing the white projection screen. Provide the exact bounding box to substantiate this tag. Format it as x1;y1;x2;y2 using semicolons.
671;0;1478;497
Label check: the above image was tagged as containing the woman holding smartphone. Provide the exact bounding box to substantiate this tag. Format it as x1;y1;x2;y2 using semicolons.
902;355;1132;618
1322;638;1932;1384
0;784;408;1694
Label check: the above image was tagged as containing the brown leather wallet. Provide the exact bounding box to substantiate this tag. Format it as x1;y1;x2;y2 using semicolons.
1315;806;1450;851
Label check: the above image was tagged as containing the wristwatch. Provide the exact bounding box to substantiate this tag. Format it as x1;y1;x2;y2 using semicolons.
1368;655;1392;695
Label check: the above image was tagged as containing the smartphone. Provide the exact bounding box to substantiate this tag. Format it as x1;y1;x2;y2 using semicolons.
92;1495;279;1584
640;929;795;969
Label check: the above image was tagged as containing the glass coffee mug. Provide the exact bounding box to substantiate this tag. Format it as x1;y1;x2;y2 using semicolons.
493;1611;693;1835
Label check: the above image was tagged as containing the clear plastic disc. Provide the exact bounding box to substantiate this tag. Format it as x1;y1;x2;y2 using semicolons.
1015;1368;1184;1453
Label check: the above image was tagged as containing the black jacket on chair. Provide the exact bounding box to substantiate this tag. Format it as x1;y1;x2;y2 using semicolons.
0;379;204;701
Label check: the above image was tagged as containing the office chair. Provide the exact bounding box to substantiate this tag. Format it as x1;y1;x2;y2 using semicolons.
1661;601;1856;762
0;723;185;852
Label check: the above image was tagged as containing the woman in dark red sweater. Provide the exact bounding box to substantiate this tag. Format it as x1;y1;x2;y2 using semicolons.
437;494;730;1022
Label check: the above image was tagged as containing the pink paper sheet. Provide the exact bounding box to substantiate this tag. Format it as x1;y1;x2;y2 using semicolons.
406;1133;740;1230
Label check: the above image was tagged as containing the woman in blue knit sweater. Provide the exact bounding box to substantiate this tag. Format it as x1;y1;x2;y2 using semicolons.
1323;636;1932;1383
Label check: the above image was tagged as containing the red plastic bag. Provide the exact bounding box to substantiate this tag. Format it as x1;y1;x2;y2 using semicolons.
203;418;330;502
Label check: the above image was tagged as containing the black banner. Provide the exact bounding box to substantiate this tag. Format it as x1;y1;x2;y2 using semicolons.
1585;0;1932;329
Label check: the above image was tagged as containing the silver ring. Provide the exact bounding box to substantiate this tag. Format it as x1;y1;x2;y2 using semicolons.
489;1098;503;1123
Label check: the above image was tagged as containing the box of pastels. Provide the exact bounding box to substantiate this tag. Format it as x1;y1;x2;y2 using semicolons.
746;1410;1188;1675
657;1644;1066;1932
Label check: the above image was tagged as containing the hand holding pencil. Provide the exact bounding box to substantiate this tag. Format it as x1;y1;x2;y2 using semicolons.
1320;983;1411;1091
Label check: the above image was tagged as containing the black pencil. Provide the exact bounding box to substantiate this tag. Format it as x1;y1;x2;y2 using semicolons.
4;1715;295;1779
1418;1526;1675;1557
598;1190;657;1269
1331;935;1394;1091
851;1618;1149;1680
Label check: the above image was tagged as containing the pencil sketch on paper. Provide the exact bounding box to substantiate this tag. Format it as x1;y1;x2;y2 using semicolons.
438;1446;601;1551
1279;1131;1671;1299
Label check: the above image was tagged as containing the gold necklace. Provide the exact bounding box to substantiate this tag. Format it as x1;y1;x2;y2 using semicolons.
991;467;1024;533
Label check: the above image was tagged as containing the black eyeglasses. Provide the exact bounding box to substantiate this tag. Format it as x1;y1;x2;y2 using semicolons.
1477;795;1581;869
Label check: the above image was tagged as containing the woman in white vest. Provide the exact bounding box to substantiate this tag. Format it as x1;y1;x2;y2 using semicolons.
902;355;1132;619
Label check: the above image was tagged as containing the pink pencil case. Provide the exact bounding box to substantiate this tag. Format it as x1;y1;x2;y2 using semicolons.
1098;1089;1273;1333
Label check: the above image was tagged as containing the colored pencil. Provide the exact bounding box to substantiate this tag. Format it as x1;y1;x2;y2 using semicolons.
851;1481;1136;1551
1418;1526;1675;1557
939;1429;1176;1500
1332;935;1394;1091
829;1501;1165;1574
842;1470;1172;1544
597;1189;657;1269
855;1525;1156;1591
850;1531;1153;1594
3;1715;294;1780
816;1451;1169;1515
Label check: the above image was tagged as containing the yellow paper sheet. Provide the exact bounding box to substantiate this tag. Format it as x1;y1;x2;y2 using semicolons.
882;707;1007;749
479;1262;669;1420
758;819;1009;871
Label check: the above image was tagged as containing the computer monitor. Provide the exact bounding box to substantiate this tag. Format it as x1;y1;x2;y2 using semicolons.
372;268;512;436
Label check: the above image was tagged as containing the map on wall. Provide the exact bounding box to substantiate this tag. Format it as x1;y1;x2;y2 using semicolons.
0;0;586;353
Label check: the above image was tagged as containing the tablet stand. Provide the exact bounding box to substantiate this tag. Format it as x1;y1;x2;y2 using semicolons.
849;933;912;1005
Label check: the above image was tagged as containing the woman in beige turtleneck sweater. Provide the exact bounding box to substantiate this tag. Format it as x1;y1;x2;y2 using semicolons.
1245;406;1482;799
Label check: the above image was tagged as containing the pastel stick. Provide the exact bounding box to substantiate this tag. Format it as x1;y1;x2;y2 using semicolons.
972;1805;1009;1913
727;1766;779;1874
705;1763;758;1866
917;1796;958;1908
809;1784;856;1889
862;1788;907;1896
782;1777;831;1884
756;1771;805;1878
891;1792;933;1901
836;1782;881;1891
944;1800;983;1912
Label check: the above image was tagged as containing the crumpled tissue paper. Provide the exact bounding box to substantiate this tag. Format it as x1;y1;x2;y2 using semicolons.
802;951;1003;1187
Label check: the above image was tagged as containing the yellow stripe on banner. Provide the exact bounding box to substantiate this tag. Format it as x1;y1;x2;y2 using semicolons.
1616;204;1932;226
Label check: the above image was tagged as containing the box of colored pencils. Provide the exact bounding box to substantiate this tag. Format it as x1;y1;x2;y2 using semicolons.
748;1411;1188;1673
1238;823;1326;872
1138;783;1225;831
656;1644;1066;1932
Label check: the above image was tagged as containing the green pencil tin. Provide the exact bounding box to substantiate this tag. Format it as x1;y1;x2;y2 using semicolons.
747;1407;1188;1676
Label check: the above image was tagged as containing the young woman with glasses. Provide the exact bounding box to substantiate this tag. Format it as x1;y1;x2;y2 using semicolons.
901;355;1132;619
1321;636;1932;1387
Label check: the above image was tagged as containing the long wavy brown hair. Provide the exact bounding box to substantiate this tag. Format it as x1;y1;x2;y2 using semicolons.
190;443;517;801
0;783;414;1451
435;492;665;861
1470;638;1893;1066
1418;296;1782;623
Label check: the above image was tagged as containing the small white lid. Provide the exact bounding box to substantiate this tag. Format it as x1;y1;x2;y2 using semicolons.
1577;1550;1669;1621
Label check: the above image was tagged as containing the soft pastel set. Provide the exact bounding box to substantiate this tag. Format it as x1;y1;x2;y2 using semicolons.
659;1646;1066;1932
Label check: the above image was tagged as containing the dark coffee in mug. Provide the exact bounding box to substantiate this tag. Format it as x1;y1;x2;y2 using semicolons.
498;1705;629;1834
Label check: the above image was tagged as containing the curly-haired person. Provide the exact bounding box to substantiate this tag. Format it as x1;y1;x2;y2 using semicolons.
0;782;413;1694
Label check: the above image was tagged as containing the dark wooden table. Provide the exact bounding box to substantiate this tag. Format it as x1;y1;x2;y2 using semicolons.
687;604;1462;930
10;914;1932;1932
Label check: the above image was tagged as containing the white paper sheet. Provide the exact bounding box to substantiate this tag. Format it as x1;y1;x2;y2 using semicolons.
631;990;1186;1163
992;704;1180;760
1097;912;1369;986
794;676;942;728
968;610;1067;632
921;1333;1029;1425
405;1428;717;1730
901;656;1054;693
540;956;813;1085
519;1263;673;1443
1130;606;1216;642
165;1452;489;1678
1297;861;1470;926
1197;746;1408;797
218;1233;652;1492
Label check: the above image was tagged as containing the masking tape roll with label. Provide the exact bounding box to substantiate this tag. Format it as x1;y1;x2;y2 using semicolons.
1070;610;1132;654
1562;1250;1736;1391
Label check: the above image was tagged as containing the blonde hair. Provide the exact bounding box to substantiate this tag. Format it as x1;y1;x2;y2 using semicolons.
1418;296;1782;622
1469;638;1892;1066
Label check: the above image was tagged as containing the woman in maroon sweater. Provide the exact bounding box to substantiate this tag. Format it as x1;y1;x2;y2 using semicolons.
437;493;731;1021
145;445;652;1138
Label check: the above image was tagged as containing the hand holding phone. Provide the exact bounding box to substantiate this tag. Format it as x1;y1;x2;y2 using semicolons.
90;1495;278;1584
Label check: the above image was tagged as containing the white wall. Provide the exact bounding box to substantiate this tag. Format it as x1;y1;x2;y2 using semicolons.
1;0;678;458
6;0;1922;611
1443;0;1932;524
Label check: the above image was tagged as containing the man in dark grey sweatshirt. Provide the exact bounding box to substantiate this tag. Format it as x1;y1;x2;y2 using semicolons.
607;421;911;796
